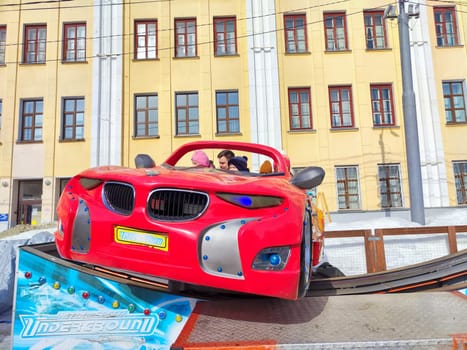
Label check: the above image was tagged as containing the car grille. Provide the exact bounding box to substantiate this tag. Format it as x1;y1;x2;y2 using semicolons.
147;189;209;221
103;182;135;215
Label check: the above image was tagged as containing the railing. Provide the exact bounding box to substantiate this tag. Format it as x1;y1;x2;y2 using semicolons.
324;225;467;274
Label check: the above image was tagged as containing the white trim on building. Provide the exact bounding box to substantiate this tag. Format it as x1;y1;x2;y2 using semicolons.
91;0;123;167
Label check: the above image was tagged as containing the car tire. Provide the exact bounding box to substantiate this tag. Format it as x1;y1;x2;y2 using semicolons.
297;208;312;298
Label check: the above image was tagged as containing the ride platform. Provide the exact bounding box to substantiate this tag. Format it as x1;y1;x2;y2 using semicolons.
7;243;467;349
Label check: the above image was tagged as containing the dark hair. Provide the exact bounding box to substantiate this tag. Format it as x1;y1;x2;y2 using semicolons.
228;156;249;172
217;149;235;160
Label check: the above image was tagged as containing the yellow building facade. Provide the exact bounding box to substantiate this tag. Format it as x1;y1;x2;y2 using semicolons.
0;0;466;229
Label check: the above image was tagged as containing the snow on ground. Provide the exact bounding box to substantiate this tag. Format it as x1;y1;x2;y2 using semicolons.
326;207;467;231
327;216;421;230
323;207;467;275
1;227;56;241
423;209;467;226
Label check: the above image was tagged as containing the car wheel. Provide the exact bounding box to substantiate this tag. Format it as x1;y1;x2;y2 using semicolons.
297;208;312;298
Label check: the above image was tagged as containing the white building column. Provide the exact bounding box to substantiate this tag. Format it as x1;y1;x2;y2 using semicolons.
246;0;282;169
409;1;449;207
91;0;123;167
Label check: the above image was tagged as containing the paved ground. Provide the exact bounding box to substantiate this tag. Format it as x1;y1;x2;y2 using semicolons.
2;293;464;349
173;292;464;350
1;226;465;349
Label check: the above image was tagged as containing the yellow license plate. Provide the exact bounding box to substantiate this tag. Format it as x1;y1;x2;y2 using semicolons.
114;226;168;251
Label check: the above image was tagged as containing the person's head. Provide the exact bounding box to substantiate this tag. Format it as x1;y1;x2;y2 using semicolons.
282;154;292;176
191;150;210;167
228;156;249;172
259;160;273;174
217;149;235;170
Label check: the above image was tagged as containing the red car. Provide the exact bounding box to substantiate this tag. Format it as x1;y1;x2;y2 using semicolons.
55;141;325;300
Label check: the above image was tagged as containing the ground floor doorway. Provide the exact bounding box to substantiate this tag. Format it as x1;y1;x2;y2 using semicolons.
17;180;43;225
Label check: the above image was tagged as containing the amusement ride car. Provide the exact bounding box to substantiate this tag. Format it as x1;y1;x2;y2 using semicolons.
55;141;326;300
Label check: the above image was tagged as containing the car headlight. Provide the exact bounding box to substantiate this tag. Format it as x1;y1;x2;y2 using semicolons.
79;177;103;190
252;247;290;271
56;219;64;237
216;193;283;209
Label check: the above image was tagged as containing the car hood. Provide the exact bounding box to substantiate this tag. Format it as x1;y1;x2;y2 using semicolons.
76;165;297;196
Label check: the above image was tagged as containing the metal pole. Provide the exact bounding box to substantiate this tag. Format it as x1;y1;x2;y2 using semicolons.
398;0;425;224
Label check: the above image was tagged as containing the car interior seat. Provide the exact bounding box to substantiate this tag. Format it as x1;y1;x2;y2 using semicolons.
135;154;156;168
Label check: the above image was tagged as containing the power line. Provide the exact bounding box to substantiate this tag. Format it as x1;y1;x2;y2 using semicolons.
2;0;466;14
0;0;170;12
429;0;467;7
2;0;353;49
2;0;400;65
0;0;350;13
0;0;74;8
10;0;465;66
422;0;467;9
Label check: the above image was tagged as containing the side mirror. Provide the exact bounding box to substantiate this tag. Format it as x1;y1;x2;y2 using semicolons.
290;166;325;190
135;154;156;169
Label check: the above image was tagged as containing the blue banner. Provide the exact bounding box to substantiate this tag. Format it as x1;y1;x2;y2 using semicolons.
12;248;198;349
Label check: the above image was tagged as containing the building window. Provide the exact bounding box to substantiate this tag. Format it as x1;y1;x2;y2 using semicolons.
0;26;6;64
135;94;158;137
284;14;307;53
214;17;236;56
175;18;196;57
434;7;459;47
216;90;239;134
371;84;395;126
324;12;348;51
378;164;403;208
443;81;466;124
364;10;387;49
20;99;43;142
135;20;157;59
176;92;198;135
63;23;86;62
62;98;84;140
288;88;312;130
329;86;354;128
24;25;46;63
453;161;467;205
335;166;360;210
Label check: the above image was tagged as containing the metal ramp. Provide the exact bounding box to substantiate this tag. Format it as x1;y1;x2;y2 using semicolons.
4;243;467;349
173;292;467;349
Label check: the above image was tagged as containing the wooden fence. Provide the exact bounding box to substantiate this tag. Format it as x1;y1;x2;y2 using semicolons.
325;225;467;274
